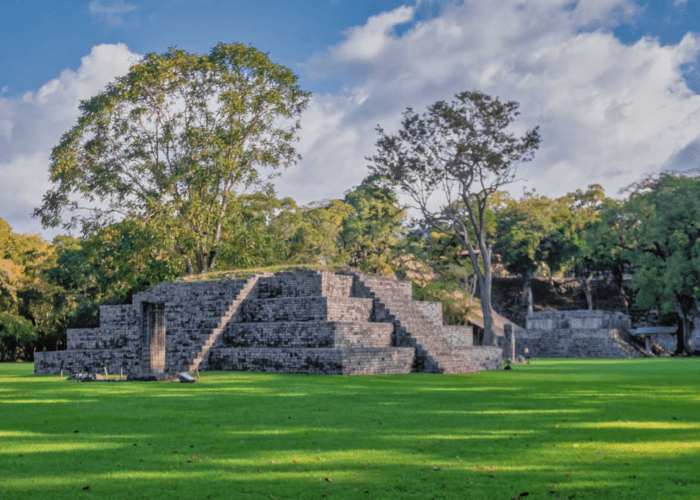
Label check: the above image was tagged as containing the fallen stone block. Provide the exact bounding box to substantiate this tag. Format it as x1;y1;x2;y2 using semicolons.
178;372;196;383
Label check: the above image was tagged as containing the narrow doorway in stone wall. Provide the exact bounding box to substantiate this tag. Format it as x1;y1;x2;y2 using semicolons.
142;302;166;374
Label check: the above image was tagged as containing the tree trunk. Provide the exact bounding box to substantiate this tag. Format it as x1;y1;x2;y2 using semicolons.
174;240;194;275
463;274;477;313
675;294;696;354
613;266;629;315
195;248;206;275
580;275;593;310
523;269;533;315
207;248;218;272
8;335;17;362
480;249;496;346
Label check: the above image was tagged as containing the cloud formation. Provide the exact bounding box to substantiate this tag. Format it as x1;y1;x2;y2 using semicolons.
0;44;139;236
3;1;700;238
279;0;700;208
88;0;137;27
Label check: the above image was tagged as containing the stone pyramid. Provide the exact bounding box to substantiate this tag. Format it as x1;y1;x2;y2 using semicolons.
34;270;502;378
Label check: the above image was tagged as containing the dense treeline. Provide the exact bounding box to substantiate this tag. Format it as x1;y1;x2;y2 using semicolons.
2;169;699;360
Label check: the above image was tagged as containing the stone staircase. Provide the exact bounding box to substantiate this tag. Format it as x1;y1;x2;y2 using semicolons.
186;273;273;372
204;272;416;375
347;272;475;374
132;279;253;374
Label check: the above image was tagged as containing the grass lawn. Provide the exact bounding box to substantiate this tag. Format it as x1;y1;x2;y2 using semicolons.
1;360;699;500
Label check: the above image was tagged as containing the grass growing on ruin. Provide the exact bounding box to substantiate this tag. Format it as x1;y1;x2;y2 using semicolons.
1;360;699;500
178;264;347;282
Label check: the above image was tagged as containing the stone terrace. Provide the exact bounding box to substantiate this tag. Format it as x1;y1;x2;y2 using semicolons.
515;310;645;358
34;270;502;378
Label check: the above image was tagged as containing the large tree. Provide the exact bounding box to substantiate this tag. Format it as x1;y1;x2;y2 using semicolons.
495;190;554;314
34;43;310;274
623;170;700;355
340;175;405;274
368;91;540;345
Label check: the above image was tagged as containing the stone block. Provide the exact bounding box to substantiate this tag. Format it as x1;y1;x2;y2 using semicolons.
178;372;196;383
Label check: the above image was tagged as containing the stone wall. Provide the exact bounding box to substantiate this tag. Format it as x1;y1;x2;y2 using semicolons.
516;310;643;358
33;349;133;376
526;310;631;330
208;347;415;375
472;346;503;371
220;322;394;349
443;325;474;347
414;301;444;325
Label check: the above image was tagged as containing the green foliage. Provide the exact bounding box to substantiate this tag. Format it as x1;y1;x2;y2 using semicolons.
0;312;37;361
34;43;311;274
0;218;62;358
49;220;182;330
626;173;700;310
369;90;540;345
613;171;700;353
340;175;405;275
495;190;554;275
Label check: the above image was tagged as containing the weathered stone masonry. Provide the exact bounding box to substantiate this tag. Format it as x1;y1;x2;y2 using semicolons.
514;310;645;359
34;271;501;377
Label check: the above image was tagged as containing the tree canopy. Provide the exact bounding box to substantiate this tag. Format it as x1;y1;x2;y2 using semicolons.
368;91;540;345
34;43;311;274
623;171;700;354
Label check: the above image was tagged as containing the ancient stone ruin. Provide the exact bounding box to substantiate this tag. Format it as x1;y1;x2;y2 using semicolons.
34;271;502;378
513;310;645;358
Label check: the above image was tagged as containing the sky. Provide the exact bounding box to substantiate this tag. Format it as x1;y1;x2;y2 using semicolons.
1;0;700;238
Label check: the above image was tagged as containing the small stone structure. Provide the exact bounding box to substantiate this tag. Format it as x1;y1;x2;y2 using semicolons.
629;326;678;355
513;310;644;358
34;271;501;378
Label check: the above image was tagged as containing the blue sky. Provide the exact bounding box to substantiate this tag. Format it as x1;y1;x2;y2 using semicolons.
1;0;700;237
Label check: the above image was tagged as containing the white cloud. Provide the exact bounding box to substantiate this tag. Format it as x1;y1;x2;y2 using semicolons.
4;1;700;238
88;0;137;27
279;0;700;209
0;43;139;236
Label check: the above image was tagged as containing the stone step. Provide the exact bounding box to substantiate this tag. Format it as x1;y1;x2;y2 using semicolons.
221;321;394;348
239;297;373;323
256;273;353;299
206;347;415;375
350;271;480;374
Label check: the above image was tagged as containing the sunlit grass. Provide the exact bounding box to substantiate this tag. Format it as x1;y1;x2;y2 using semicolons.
1;360;699;499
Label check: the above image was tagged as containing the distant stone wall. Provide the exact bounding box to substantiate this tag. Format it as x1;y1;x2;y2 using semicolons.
516;310;642;358
442;325;474;347
219;321;394;349
526;310;631;330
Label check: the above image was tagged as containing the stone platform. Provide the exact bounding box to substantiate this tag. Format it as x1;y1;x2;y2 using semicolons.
515;310;645;358
35;271;501;377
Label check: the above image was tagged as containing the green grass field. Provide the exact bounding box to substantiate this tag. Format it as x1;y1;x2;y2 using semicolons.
1;360;699;500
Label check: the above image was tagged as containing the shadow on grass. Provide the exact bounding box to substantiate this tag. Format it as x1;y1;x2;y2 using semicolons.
1;361;699;499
